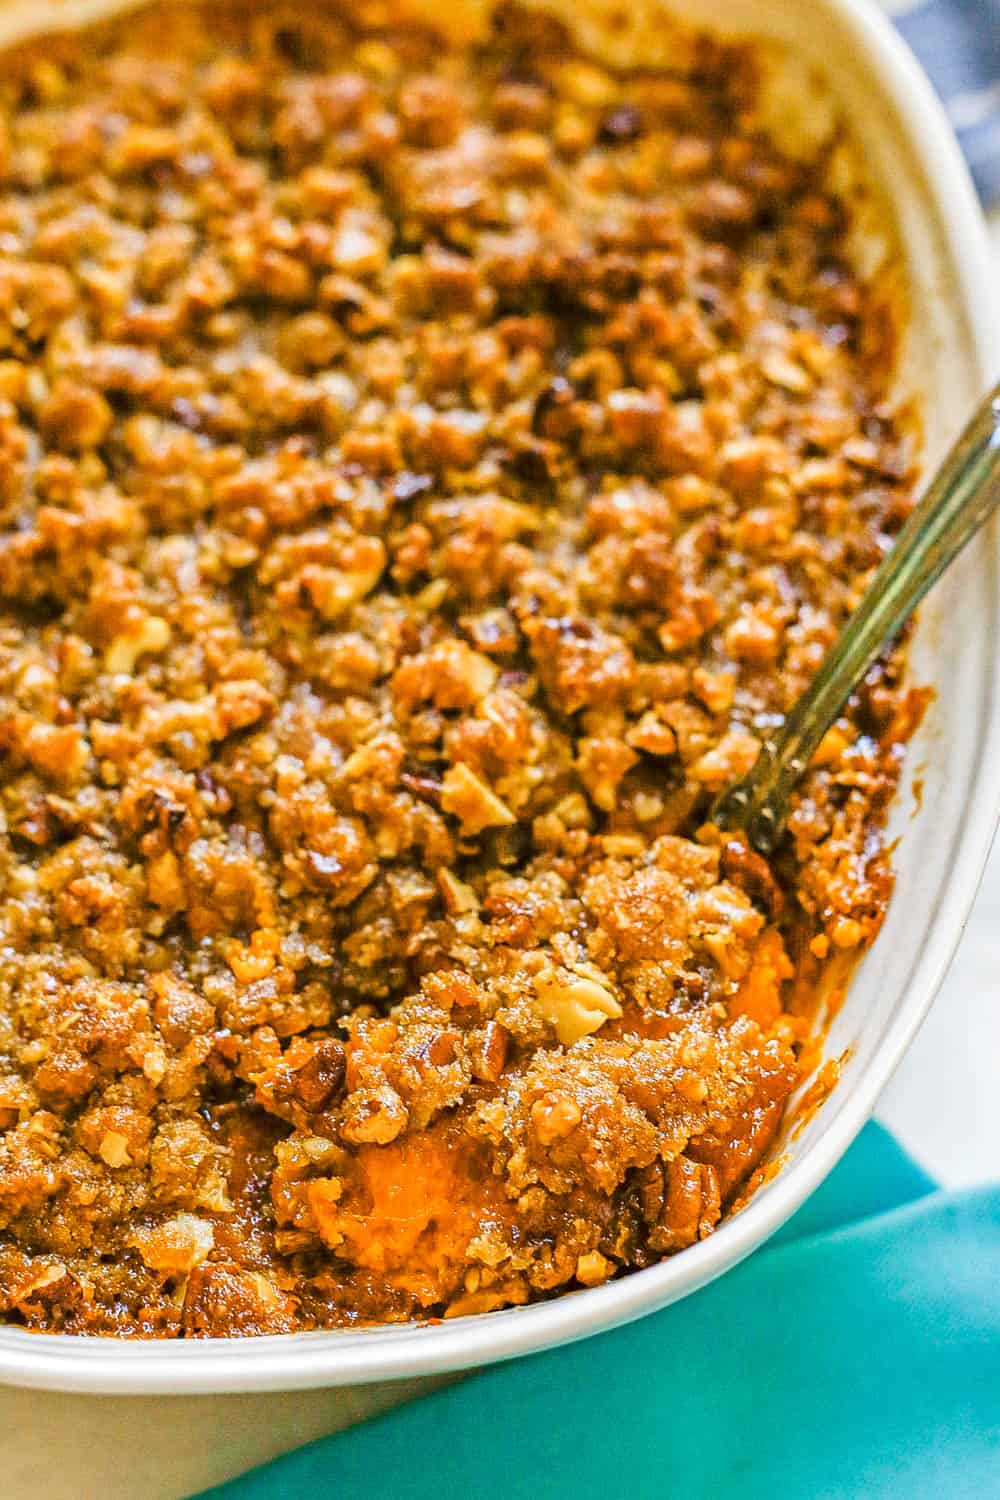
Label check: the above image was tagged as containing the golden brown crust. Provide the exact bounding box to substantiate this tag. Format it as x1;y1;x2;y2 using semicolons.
0;0;917;1335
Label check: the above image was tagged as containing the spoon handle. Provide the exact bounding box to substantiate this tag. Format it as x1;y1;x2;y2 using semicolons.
712;381;1000;853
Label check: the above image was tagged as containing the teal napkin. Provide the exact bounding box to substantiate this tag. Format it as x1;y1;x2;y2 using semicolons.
197;1122;1000;1500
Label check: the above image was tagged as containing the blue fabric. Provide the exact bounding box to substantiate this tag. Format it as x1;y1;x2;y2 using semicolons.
891;0;1000;202
197;1123;1000;1500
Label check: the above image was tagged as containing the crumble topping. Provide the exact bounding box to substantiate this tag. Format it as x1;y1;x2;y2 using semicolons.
0;0;916;1334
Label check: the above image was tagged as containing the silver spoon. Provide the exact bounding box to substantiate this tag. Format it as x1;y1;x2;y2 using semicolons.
712;380;1000;854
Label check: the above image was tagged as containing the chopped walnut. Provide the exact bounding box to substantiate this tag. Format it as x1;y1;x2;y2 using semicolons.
626;711;679;758
300;537;387;620
690;730;760;788
531;1091;582;1144
98;1130;132;1168
340;1085;408;1144
440;763;516;834
104;617;171;675
532;966;623;1046
131;1214;216;1275
438;867;480;914
575;1251;614;1286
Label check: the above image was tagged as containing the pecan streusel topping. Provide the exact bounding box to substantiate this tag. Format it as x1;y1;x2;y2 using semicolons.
0;1;917;1334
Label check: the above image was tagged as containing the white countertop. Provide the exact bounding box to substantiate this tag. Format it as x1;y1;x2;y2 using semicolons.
3;213;998;1500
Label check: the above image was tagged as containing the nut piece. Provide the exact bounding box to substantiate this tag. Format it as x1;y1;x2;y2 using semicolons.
98;1130;131;1168
691;667;736;716
216;679;276;735
300;537;386;620
393;640;498;713
575;1251;614;1287
227;928;280;984
689;731;760;788
533;965;622;1047
427;641;498;707
437;867;480;914
531;1091;582;1144
16;1262;70;1299
307;1177;345;1249
340;1084;408;1145
131;1213;215;1274
558;61;617;107
831;917;863;950
440;763;516;835
331;222;384;275
811;724;850;768
576;736;639;812
761;349;812;393
626;711;678;757
39;378;113;451
104;616;171;675
146;849;185;911
472;1019;508;1083
724;609;781;665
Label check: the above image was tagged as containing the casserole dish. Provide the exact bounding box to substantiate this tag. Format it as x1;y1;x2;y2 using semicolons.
0;0;997;1393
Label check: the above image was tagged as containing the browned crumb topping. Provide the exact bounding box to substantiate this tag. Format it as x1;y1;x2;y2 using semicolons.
0;1;918;1336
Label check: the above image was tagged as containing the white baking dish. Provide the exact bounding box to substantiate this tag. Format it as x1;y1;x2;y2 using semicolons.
0;0;997;1395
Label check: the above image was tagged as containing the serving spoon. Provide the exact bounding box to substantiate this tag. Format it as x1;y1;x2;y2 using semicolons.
712;380;1000;854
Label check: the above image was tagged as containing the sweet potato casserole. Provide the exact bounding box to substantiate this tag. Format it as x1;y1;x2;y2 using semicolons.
0;0;920;1335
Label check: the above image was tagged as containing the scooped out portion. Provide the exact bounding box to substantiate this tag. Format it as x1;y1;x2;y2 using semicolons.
0;0;916;1334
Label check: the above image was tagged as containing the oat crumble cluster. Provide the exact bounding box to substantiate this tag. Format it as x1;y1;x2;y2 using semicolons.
0;1;918;1335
